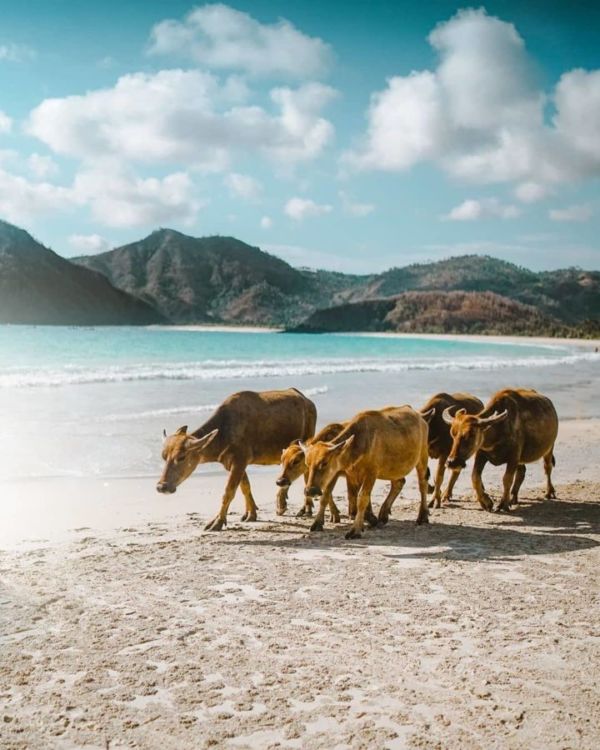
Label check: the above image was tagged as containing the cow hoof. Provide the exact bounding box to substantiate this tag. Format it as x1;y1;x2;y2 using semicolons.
241;512;257;522
275;505;287;517
480;494;494;512
545;489;557;500
204;517;225;531
345;528;362;540
309;519;324;532
416;511;429;525
494;503;510;513
330;513;341;524
366;514;379;529
377;516;389;527
295;508;306;518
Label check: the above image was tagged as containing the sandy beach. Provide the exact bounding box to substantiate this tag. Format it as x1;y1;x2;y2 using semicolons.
1;416;599;749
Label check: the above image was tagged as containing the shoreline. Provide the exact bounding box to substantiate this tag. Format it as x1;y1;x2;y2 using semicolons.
154;324;600;348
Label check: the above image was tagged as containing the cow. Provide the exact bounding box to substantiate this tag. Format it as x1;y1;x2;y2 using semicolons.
443;388;558;512
276;422;348;523
420;392;484;508
300;406;430;539
157;388;317;530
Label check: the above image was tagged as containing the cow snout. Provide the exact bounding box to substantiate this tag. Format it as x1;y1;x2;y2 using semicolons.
156;481;176;494
446;457;466;470
305;485;321;497
276;476;290;488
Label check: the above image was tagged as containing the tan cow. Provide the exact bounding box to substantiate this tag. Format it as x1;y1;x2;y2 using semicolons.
157;388;317;530
444;388;558;512
420;392;484;508
276;422;348;523
301;406;430;539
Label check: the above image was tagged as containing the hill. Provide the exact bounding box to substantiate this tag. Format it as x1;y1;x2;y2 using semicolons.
74;229;365;326
290;291;592;337
0;221;164;325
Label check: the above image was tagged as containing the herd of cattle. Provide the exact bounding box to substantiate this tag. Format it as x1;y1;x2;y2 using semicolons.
157;387;559;539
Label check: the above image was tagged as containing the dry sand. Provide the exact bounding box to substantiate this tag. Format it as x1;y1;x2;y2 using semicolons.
1;421;599;749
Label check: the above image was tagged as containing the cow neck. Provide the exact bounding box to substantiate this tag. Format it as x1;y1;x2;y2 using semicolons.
192;414;220;440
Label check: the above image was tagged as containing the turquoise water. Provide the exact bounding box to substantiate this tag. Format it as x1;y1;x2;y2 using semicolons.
0;326;597;479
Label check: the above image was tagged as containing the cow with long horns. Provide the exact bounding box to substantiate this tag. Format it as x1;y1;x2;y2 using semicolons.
444;388;558;512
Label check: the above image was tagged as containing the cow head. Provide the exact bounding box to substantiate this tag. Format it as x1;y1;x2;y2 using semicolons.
156;426;219;494
443;408;508;469
276;441;306;488
300;436;355;498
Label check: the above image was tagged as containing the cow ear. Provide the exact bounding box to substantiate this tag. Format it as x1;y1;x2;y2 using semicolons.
186;428;218;453
176;425;188;435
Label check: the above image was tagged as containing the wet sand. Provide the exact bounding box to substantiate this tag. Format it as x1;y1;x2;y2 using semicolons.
1;420;599;749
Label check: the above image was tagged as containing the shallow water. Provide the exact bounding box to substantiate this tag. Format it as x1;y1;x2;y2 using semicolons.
0;326;598;480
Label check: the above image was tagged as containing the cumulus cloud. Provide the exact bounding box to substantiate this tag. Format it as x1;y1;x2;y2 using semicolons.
339;190;374;217
224;172;262;201
284;196;333;221
0;111;12;134
445;198;521;221
0;167;75;223
73;163;202;228
148;4;332;79
343;8;600;194
260;215;273;229
26;70;336;169
68;233;111;255
27;153;59;179
549;203;593;222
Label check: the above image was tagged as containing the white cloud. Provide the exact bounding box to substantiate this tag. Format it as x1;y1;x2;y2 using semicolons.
548;203;593;222
224;172;262;201
26;70;336;169
284;197;333;221
27;153;59;179
73;163;202;228
260;215;273;229
445;198;521;221
514;181;550;203
68;233;111;255
343;8;600;193
0;167;75;223
148;4;332;79
339;190;374;217
0;111;12;134
0;43;36;63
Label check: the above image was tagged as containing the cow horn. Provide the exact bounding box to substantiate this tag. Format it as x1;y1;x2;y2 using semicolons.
442;407;465;425
176;425;188;435
421;407;435;422
477;409;508;425
328;435;355;452
297;440;309;455
163;428;167;439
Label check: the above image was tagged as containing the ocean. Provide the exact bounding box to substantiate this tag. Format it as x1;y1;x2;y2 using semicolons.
1;325;598;481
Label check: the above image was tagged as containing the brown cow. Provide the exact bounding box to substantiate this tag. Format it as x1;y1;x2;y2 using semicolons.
444;388;558;512
276;422;348;523
420;392;484;508
301;406;430;539
157;388;317;530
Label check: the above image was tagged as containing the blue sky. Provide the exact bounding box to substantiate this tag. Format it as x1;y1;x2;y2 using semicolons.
0;1;599;272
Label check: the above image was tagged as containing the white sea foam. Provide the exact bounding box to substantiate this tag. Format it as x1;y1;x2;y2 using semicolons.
0;354;598;388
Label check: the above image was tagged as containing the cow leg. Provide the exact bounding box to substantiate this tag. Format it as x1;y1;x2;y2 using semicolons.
497;461;518;512
543;450;557;499
309;494;330;532
377;478;405;526
347;478;358;519
276;486;288;516
441;468;461;505
240;471;258;522
204;463;245;531
428;457;446;509
472;452;493;511
345;474;375;540
328;493;341;524
296;497;314;517
510;464;526;506
416;456;430;525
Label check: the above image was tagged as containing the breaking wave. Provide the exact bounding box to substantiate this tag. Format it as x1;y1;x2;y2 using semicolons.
0;354;598;388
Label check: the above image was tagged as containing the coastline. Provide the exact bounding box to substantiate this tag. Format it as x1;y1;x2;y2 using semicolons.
153;324;600;349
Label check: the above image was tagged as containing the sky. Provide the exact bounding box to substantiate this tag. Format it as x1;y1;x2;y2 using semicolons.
0;0;599;272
